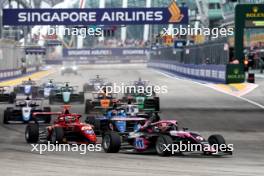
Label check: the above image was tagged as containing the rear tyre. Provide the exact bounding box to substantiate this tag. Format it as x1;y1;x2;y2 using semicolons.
43;107;51;123
3;110;10;124
51;127;64;144
8;92;16;104
154;97;160;111
102;131;121;153
79;92;85;104
208;134;226;152
25;124;39;143
155;135;173;156
85;100;93;114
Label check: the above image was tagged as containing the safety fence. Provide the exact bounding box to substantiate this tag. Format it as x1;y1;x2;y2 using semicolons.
148;60;226;83
149;40;245;84
150;40;229;65
0;40;44;81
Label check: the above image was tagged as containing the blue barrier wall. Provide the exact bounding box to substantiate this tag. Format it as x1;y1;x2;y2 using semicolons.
0;67;38;81
148;60;226;83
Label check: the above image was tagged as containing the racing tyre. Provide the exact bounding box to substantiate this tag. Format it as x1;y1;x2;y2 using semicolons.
208;134;226;152
155;135;173;156
43;107;51;123
51;127;64;144
8;92;16;104
144;97;160;111
79;92;85;104
85;100;93;114
25;124;39;143
102;131;121;153
154;97;160;111
3;110;10;124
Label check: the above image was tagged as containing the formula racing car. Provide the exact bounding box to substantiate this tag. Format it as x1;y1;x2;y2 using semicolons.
38;79;63;98
83;75;112;92
84;92;118;114
14;78;40;97
0;86;16;103
25;106;96;144
102;118;233;157
49;82;84;104
3;97;51;124
122;78;160;111
61;61;78;75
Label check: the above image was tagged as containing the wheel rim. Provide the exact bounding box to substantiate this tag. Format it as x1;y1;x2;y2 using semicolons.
156;137;165;154
103;135;111;150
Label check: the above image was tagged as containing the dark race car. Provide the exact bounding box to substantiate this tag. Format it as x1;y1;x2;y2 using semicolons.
122;78;160;111
25;106;97;144
0;86;16;103
101;118;233;157
84;92;118;114
38;79;64;98
61;61;78;75
14;78;40;98
83;75;112;92
3;98;51;124
49;82;84;104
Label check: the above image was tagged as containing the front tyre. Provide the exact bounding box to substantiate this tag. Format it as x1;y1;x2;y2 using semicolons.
155;135;173;156
85;100;93;114
25;124;39;143
102;131;121;153
208;134;226;153
3;109;10;124
51;127;64;144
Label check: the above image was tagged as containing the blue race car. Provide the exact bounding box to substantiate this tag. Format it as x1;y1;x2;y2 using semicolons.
85;105;147;135
14;78;40;98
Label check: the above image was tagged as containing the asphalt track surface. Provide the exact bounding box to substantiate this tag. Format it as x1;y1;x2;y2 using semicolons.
0;64;264;176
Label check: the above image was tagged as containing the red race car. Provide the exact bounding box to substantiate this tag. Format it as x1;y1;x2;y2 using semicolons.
25;105;97;144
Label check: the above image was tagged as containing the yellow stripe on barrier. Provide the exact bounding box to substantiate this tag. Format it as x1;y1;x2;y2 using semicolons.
0;70;55;87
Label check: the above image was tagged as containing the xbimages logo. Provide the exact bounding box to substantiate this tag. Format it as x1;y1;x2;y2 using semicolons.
162;25;234;39
30;142;102;155
162;141;234;155
97;83;168;96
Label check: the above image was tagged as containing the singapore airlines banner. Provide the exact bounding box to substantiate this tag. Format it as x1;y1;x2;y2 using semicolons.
2;2;188;25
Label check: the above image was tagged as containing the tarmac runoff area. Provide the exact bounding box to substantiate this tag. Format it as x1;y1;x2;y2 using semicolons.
0;64;263;176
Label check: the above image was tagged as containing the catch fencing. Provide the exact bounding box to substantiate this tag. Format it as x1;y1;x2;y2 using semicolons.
148;40;244;83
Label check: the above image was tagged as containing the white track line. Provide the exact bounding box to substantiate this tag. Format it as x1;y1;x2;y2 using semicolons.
154;69;264;109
